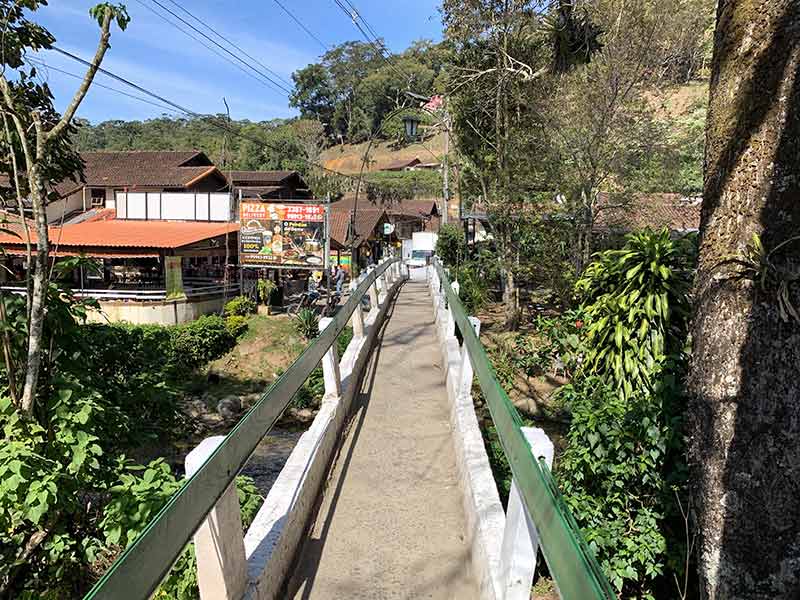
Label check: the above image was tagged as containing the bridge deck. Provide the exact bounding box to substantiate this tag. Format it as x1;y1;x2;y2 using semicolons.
287;280;479;599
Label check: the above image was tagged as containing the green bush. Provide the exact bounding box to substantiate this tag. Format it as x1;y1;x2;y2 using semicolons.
170;315;236;375
256;279;277;305
455;262;488;314
557;229;696;598
576;229;696;399
225;315;249;339
516;309;587;377
436;223;466;268
293;308;319;340
224;295;256;317
76;316;236;446
559;377;687;597
0;384;108;598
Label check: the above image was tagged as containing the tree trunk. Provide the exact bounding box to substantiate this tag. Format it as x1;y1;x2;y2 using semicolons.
19;167;48;415
688;2;800;598
501;263;519;331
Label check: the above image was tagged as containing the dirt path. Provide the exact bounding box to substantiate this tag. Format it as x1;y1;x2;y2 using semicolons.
287;282;479;600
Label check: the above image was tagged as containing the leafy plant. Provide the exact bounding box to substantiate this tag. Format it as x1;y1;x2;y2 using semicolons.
726;232;800;323
224;296;256;317
100;458;183;549
519;309;587;378
293;308;319;340
455;261;488;314
558;377;688;598
170;316;237;376
576;229;696;399
436;223;466;268
256;279;277;306
225;315;249;339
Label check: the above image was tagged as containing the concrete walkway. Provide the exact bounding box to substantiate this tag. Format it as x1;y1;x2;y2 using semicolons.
287;280;479;600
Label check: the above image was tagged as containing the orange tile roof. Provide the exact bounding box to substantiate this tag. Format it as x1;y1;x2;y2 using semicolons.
0;220;239;250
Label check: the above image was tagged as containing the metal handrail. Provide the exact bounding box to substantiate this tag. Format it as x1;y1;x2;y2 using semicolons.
433;258;615;600
83;258;399;600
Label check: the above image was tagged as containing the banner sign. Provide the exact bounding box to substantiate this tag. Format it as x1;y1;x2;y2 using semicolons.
165;256;184;298
240;202;326;268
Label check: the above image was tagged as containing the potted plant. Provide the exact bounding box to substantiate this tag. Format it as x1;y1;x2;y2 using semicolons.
257;279;278;315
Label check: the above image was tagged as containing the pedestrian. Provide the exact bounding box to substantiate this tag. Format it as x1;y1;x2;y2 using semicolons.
334;264;346;294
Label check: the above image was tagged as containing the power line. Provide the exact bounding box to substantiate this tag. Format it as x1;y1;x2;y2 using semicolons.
161;0;295;89
331;0;409;83
132;0;290;97
137;0;293;96
271;0;330;54
28;58;180;114
50;46;378;186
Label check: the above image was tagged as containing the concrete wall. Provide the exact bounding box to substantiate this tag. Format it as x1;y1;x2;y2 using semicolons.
242;264;405;600
48;190;85;223
87;295;226;325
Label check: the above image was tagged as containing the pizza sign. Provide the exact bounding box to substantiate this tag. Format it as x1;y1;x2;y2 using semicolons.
240;202;326;268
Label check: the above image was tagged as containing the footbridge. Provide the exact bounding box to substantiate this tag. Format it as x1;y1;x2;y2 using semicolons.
84;258;615;600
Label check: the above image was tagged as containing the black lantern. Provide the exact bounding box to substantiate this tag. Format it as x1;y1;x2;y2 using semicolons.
402;115;420;140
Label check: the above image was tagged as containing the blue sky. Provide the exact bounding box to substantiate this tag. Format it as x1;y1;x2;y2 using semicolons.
33;0;443;123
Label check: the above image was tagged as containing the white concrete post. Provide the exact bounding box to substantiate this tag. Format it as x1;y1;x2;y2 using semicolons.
499;428;555;600
378;270;388;304
369;276;379;309
460;317;481;397
185;437;247;600
319;317;342;399
452;280;460;298
445;300;456;338
349;281;365;339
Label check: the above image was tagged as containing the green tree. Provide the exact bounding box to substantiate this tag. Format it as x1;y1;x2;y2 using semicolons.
0;1;129;415
443;0;602;328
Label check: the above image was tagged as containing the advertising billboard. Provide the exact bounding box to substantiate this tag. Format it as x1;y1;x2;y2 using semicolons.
240;202;326;268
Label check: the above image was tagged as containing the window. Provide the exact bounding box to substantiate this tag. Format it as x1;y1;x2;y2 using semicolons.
90;188;106;208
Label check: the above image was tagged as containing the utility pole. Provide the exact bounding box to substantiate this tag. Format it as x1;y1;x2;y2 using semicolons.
441;111;450;226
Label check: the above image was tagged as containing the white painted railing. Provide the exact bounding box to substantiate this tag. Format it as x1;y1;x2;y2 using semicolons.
0;284;241;301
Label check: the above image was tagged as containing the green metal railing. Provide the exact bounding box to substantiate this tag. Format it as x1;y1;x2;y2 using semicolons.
433;259;615;600
84;259;399;600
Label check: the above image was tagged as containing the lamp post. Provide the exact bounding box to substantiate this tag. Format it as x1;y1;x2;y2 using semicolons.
349;105;421;276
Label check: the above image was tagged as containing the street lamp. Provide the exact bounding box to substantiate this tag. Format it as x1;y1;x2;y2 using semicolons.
403;115;420;140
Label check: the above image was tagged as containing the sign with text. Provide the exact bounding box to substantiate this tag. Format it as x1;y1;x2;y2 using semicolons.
240;202;326;268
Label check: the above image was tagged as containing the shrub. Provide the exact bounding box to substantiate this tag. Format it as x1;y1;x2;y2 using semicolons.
516;309;587;377
256;279;277;305
224;295;256;317
455;261;488;314
436;223;466;267
293;308;319;340
171;315;236;375
557;229;696;598
225;315;248;339
576;229;696;399
558;377;687;597
0;384;108;598
100;458;183;549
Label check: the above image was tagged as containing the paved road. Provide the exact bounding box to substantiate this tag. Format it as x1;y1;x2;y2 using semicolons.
287;281;479;600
